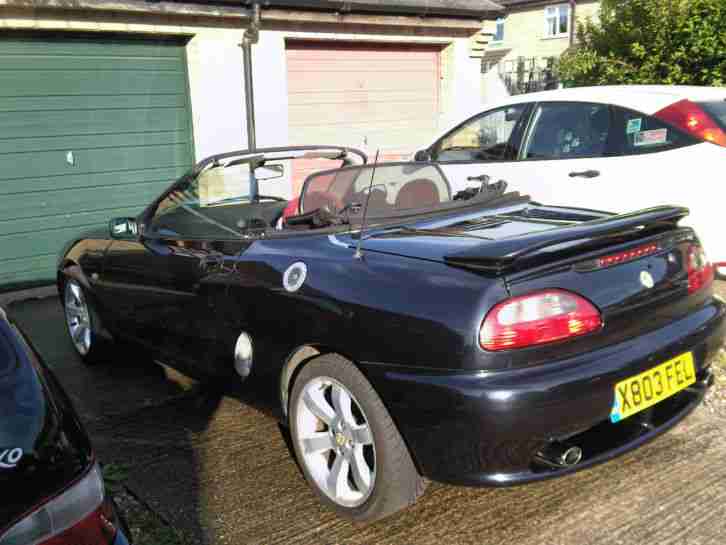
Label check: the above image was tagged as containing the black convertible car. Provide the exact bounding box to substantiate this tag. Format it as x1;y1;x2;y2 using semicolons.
57;146;724;521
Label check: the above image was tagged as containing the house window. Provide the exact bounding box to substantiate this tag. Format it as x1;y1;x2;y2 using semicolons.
544;4;570;38
493;18;505;42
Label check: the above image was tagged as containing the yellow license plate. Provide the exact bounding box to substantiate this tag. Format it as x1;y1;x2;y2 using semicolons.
610;352;696;423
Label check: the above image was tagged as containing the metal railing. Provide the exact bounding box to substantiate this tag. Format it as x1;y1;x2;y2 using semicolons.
496;56;560;95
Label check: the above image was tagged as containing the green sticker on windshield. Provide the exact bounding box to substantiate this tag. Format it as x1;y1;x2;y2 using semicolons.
626;118;642;134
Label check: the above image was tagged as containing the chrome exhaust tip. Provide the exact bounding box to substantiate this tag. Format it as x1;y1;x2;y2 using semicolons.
535;443;583;469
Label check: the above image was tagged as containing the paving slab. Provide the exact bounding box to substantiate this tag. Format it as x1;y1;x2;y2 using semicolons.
7;288;726;545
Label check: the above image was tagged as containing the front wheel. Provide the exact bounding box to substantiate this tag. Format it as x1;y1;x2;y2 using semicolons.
63;279;107;364
289;354;426;521
62;277;153;366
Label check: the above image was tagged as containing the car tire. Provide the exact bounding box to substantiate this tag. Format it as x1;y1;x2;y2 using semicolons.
289;354;426;522
62;278;113;365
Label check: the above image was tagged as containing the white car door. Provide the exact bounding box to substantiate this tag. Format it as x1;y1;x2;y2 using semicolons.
486;101;616;208
430;103;533;195
431;101;618;208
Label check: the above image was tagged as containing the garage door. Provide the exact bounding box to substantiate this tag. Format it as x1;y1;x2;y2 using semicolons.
286;40;441;191
0;35;194;289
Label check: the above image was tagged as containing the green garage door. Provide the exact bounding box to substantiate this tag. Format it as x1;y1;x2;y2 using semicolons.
0;35;194;289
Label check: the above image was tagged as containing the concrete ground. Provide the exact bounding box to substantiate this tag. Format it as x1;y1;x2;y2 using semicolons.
6;286;726;545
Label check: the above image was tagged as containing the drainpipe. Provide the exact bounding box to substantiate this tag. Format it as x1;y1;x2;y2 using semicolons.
241;3;260;152
569;0;576;47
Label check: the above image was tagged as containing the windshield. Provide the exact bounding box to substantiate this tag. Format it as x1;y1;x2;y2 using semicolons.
148;149;349;239
301;163;454;218
155;163;254;219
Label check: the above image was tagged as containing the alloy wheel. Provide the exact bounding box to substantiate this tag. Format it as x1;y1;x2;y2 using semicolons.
295;376;376;508
64;280;92;356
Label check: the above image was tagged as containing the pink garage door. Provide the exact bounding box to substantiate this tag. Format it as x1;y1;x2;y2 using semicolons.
286;40;442;194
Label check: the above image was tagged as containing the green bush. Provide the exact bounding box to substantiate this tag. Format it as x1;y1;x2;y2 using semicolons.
559;0;726;86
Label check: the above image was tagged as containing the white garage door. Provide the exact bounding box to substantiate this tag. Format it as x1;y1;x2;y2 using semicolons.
286;40;442;191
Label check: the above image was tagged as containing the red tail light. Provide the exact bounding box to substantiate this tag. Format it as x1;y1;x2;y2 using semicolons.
0;464;116;545
655;99;726;147
480;289;602;351
687;244;714;294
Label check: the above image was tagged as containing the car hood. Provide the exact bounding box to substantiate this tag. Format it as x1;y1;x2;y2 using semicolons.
0;319;92;534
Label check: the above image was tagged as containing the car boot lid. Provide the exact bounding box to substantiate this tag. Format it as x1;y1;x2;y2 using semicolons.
349;204;688;272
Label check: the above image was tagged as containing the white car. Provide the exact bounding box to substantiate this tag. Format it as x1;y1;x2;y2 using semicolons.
415;85;726;269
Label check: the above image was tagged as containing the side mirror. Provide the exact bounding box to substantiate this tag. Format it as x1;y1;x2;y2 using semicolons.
255;164;284;180
413;149;432;162
109;217;138;239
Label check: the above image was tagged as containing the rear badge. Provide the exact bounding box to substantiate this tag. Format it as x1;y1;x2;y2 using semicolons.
640;270;655;289
283;262;307;293
0;448;23;469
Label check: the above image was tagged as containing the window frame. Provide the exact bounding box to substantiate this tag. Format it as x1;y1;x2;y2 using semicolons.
543;3;571;39
492;17;505;43
429;102;534;164
518;101;616;162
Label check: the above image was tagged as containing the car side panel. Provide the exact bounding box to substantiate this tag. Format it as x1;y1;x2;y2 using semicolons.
216;234;508;382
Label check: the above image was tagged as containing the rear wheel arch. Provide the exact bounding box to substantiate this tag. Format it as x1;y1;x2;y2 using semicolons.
280;345;322;420
280;345;366;420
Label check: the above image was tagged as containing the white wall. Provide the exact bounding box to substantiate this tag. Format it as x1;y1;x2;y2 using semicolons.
186;28;482;191
250;32;290;149
186;30;293;197
186;32;247;160
445;39;485;129
187;30;290;161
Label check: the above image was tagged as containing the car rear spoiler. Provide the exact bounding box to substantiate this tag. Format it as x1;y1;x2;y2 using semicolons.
444;206;690;274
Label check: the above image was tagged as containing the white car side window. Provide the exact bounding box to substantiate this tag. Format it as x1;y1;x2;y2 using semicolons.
522;103;610;160
435;104;527;163
611;106;696;156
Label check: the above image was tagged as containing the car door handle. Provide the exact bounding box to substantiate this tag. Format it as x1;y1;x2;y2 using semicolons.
467;174;491;183
569;170;600;179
